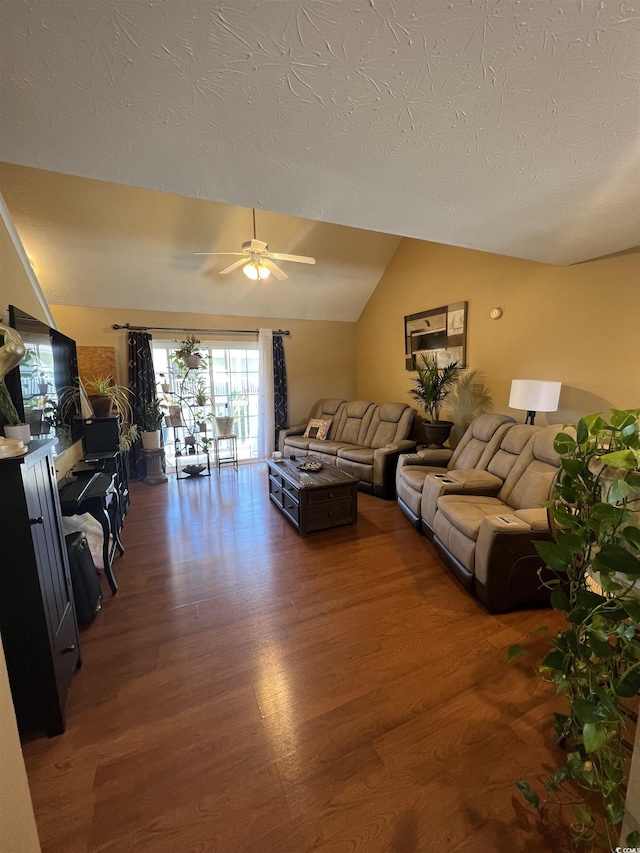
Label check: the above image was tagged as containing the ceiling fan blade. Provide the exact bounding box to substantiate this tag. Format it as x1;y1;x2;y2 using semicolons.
269;253;316;265
193;251;245;257
219;258;250;275
263;259;288;280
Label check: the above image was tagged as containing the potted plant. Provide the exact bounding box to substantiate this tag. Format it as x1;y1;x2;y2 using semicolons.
85;376;132;420
158;373;171;394
0;380;30;444
175;335;204;370
138;399;165;450
409;352;460;447
509;409;640;850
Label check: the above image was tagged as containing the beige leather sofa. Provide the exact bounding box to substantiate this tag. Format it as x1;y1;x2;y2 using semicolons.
396;413;516;530
420;423;539;536
432;425;567;613
279;399;416;498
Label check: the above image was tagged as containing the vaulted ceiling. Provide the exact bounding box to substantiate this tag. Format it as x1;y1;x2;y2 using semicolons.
1;1;638;321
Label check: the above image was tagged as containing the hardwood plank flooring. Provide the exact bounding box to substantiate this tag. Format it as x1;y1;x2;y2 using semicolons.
22;463;569;852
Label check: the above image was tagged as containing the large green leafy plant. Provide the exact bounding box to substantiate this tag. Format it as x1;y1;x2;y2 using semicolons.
409;352;459;422
510;409;640;851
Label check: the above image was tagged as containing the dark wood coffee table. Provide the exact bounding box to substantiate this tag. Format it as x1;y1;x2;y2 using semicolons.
266;456;358;536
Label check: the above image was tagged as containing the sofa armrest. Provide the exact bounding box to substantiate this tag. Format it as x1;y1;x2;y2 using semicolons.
447;470;503;491
416;447;454;466
373;440;418;498
475;514;534;584
473;513;554;613
396;447;452;472
278;423;308;453
513;507;549;530
420;471;504;531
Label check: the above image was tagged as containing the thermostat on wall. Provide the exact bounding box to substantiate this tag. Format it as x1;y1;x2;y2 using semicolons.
490;307;503;320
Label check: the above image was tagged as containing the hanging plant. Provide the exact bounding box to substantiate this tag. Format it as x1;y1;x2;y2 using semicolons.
175;335;205;370
509;409;640;851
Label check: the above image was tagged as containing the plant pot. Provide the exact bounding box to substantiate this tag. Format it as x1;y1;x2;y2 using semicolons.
4;423;31;444
141;430;161;450
422;419;454;448
161;383;171;394
214;416;234;437
38;382;50;396
89;395;114;418
180;353;202;370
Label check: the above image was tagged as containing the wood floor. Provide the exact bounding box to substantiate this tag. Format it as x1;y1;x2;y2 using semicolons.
23;463;570;853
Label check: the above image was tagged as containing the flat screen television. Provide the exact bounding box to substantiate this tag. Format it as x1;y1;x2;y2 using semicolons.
4;305;80;453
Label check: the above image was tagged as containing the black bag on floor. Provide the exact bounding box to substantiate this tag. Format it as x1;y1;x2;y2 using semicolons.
65;531;102;626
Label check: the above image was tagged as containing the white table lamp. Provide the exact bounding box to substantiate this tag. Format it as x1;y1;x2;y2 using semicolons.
509;379;562;425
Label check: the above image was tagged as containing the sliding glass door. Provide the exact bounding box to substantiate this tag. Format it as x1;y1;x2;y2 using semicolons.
152;341;259;461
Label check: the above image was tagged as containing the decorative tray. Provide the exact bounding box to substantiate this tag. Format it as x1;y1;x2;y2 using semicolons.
296;461;322;472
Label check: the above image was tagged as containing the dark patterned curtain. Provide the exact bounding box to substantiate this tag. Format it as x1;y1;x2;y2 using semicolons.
273;334;288;451
128;331;156;479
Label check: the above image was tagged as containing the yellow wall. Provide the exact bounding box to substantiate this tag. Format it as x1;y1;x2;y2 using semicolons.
51;305;356;426
356;240;640;426
0;212;49;325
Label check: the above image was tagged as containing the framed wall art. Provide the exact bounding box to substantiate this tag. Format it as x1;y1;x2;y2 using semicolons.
404;301;467;371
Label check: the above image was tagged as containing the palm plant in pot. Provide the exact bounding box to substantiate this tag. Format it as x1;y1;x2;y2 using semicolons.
409;352;460;447
138;399;165;450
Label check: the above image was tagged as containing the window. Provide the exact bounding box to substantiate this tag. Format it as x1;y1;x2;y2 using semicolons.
152;341;260;461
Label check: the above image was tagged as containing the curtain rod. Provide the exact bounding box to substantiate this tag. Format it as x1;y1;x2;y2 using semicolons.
112;323;290;336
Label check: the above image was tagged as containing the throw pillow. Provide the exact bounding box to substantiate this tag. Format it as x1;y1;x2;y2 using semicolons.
303;418;332;441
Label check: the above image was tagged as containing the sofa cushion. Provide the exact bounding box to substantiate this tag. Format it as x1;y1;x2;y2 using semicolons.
336;445;374;465
308;439;349;456
285;435;315;451
435;495;505;541
304;418;332;440
449;413;515;470
363;402;415;449
486;425;539;482
333;401;376;445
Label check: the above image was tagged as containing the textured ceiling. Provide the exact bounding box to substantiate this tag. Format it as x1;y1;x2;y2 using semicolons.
0;164;401;322
0;1;639;300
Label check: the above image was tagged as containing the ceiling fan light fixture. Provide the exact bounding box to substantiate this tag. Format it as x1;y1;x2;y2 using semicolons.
243;261;270;281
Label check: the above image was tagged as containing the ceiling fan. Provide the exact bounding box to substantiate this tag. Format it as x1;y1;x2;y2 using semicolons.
194;209;315;281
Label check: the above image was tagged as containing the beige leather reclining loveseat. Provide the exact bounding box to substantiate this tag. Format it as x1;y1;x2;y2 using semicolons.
279;398;416;498
396;416;568;612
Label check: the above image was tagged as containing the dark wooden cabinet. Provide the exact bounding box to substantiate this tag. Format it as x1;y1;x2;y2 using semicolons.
0;439;81;737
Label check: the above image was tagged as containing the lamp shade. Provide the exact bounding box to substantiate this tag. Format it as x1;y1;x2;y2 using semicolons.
509;379;562;413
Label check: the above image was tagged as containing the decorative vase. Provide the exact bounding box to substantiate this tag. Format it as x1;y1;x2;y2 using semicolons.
141;430;161;450
89;395;114;418
4;423;31;444
422;419;454;448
